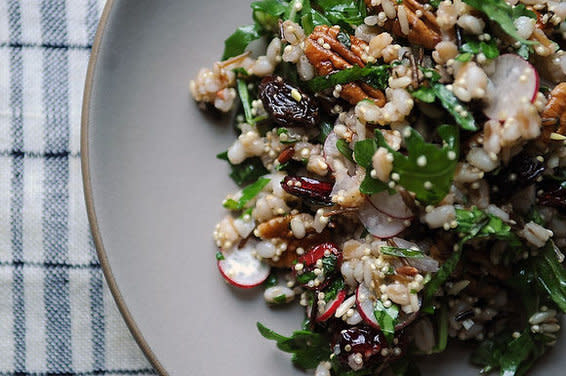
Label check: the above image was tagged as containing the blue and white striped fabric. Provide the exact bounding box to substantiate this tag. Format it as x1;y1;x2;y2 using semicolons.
0;1;155;374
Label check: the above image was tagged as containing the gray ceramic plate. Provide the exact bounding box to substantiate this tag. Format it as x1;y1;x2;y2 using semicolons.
82;1;564;375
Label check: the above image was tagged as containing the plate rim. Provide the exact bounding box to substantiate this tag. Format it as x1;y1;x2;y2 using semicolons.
80;0;167;374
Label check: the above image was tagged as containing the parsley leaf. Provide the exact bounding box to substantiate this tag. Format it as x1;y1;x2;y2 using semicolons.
431;83;477;131
215;251;225;260
411;86;436;103
336;139;355;162
257;322;331;369
353;139;388;195
222;24;262;60
323;278;345;302
374;300;399;343
315;0;367;31
380;246;424;258
462;0;536;45
251;0;288;31
223;177;271;210
217;152;269;186
307;65;389;92
319;120;334;143
374;124;460;204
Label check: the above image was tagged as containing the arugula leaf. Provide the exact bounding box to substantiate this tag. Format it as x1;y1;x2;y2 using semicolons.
422;207;521;312
315;0;367;31
336;139;354;162
462;0;536;45
431;83;477;131
375;124;460;204
217;152;269;186
353;139;388;195
471;330;547;376
257;322;331;369
374;300;399;343
222;24;262;60
307;65;389;92
532;241;566;312
380;246;424;258
223;177;271;210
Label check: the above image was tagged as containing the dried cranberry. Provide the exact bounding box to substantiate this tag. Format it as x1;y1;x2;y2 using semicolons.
538;179;566;210
258;76;319;127
281;176;333;203
487;153;544;200
296;242;342;289
332;326;386;366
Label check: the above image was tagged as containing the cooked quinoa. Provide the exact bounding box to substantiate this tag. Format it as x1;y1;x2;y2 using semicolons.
192;0;566;374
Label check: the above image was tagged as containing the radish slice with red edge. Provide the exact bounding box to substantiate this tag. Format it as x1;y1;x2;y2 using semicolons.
483;54;539;121
315;290;347;322
368;191;413;220
358;199;408;239
356;283;380;329
356;283;420;330
217;242;270;288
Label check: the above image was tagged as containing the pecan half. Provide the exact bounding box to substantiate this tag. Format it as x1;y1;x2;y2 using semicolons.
542;82;566;138
304;25;386;106
366;0;442;50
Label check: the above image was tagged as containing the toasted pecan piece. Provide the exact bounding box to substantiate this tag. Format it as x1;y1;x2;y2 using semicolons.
542;83;566;139
304;25;386;106
366;0;442;50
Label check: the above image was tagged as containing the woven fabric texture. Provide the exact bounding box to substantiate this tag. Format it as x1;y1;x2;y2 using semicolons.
0;0;155;374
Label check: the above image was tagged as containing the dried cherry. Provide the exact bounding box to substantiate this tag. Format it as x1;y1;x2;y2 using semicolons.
282;176;333;203
258;76;319;127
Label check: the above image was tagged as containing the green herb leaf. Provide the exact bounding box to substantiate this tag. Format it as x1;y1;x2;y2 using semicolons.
373;300;399;343
315;0;367;30
319;120;334;143
336;139;354;162
263;273;278;288
251;0;289;31
480;40;500;59
222;24;262;60
322;254;339;275
257;322;331;369
380;246;424;258
411;86;436;103
432;83;477;131
323;278;345;302
215;251;225;260
532;241;566;312
454;52;473;62
223;177;271;210
374;124;460;204
237;79;255;125
353;138;388;195
217;152;269;186
273;294;288;304
296;271;317;284
462;0;536;45
307;65;389;92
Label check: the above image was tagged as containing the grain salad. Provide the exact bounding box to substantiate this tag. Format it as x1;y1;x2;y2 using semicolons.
191;0;566;374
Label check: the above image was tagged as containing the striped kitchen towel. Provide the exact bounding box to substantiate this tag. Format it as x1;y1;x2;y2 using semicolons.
0;0;156;374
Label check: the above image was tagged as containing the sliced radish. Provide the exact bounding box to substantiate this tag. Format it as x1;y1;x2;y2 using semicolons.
368;191;413;220
217;242;271;288
315;290;347;322
358;199;408;239
356;283;420;330
483;54;539;121
356;283;380;329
